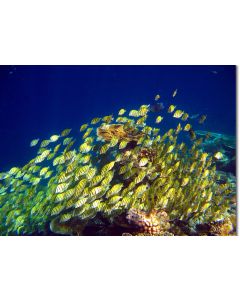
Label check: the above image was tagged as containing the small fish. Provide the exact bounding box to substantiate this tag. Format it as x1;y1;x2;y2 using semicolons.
134;184;148;197
206;191;213;202
155;116;163;123
109;137;119;148
80;124;88;132
91;118;101;125
152;128;160;136
173;110;184;118
129;110;139;117
150;102;164;113
142;126;152;135
167;145;175;153
173;161;180;171
102;115;113;123
184;124;191;131
60;213;72;223
118;165;128;175
189;114;200;120
39;167;49;177
168;105;176;113
89;186;103;197
101;161;115;174
181;113;189;121
30;139;39;147
134;170;146;184
172;89;178;98
44;170;53;179
200;153;208;163
51;204;64;216
155;94;161;101
86;168;97;180
116;117;127;123
139;157;148;167
56;182;70;194
118;109;126;116
63;137;73;146
54;144;61;153
79;143;92;153
181;177;190;187
101;171;114;185
214;152;223;160
50;135;60;142
8;167;20;176
199;115;207;124
119;140;128;150
202;170;210;178
106;183;123;198
92;200;103;211
136;116;147;126
40;139;51;148
138;105;149;116
31;177;41;185
82;128;93;139
81;154;91;164
61;128;72;137
90;175;103;187
175;123;182;134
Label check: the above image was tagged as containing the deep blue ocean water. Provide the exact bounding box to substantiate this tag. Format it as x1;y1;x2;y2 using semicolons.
0;65;236;171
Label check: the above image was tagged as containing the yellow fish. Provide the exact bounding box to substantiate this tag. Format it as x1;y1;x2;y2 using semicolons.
168;105;176;113
30;139;39;147
61;128;72;137
80;124;88;132
129;110;139;117
184;124;191;131
214;152;223;160
181;113;189;121
139;157;148;167
79;143;92;153
50;135;60;142
138;105;149;116
173;110;184;118
118;109;126;116
100;143;109;154
91;118;101;125
155;116;163;123
181;177;190;187
167;145;175;153
40;140;50;148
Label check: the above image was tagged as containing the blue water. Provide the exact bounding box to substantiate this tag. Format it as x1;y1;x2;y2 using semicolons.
0;65;236;171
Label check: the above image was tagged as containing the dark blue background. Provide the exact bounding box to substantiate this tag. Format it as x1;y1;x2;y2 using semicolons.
0;65;236;171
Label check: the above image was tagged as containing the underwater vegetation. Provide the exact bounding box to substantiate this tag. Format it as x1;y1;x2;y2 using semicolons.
0;93;236;236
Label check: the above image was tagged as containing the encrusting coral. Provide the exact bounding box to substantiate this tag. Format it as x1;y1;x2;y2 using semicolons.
0;101;236;236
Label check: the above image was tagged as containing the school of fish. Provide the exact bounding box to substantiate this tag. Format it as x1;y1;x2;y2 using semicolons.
0;92;236;235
